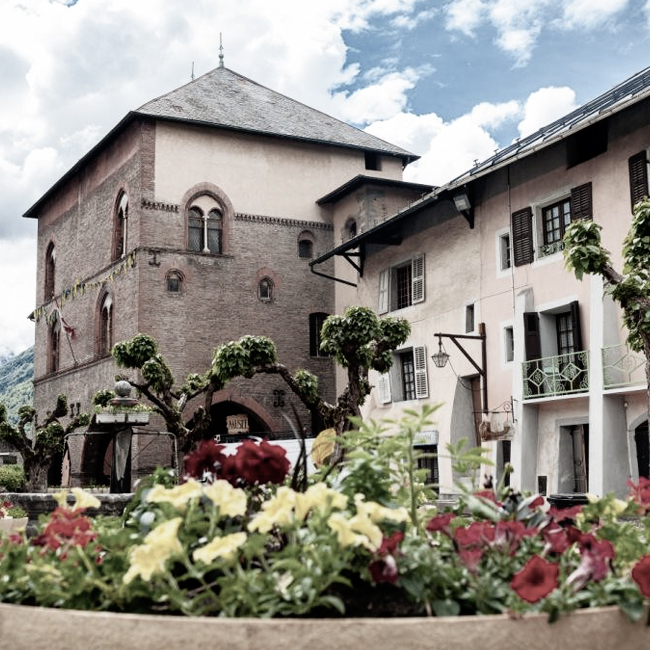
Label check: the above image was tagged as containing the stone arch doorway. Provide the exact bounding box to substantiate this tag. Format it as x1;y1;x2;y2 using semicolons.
207;398;277;443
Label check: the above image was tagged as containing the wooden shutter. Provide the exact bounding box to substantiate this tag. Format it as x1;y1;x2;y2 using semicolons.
411;254;425;304
570;300;583;351
570;182;592;221
378;269;389;314
413;345;429;399
377;373;392;404
512;207;534;266
629;151;649;212
523;311;541;361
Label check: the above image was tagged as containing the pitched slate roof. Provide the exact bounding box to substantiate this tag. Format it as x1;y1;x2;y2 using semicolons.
136;66;417;162
449;64;650;188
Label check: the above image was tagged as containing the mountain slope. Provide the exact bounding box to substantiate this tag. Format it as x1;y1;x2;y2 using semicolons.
0;347;34;424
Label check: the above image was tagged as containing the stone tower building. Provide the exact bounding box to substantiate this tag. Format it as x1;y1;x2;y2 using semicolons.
24;65;427;486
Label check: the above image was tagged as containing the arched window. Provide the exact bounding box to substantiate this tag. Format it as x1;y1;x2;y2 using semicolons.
48;319;60;373
44;242;55;300
97;292;113;358
112;192;128;261
167;269;184;293
187;204;222;254
309;312;330;357
298;231;315;259
258;277;273;302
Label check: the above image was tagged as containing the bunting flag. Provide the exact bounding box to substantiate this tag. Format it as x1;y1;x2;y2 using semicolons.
30;250;137;324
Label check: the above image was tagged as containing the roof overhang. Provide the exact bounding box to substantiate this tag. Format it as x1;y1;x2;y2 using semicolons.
316;175;433;205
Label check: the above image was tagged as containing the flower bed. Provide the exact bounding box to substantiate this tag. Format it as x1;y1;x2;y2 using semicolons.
1;409;650;626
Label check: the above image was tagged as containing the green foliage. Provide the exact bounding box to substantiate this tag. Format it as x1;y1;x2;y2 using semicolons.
320;307;410;370
211;335;277;384
0;464;26;491
563;220;612;281
292;369;319;405
112;333;158;368
93;390;115;407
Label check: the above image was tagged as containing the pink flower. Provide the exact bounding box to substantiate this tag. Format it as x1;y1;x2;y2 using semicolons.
511;555;559;603
455;521;495;549
566;537;615;590
632;555;650;598
369;531;404;585
542;523;571;555
547;504;583;524
32;507;97;553
458;548;483;574
627;477;650;513
493;520;537;556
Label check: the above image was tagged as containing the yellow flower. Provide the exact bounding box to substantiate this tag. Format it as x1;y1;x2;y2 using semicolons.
52;490;68;507
248;486;297;533
294;482;348;521
192;532;247;565
70;487;101;511
354;495;409;524
146;479;203;511
123;518;183;584
327;512;372;549
202;480;247;519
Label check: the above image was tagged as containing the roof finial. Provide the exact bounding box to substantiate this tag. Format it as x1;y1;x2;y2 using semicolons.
218;33;225;68
191;61;195;81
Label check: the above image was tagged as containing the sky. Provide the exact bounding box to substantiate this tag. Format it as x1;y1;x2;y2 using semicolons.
1;0;650;357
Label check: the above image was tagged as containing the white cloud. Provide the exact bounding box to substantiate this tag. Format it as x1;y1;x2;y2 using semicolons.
0;237;36;356
517;86;578;138
444;0;487;36
560;0;629;29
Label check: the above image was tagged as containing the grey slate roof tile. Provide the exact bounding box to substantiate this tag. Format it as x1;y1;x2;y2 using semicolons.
136;66;417;161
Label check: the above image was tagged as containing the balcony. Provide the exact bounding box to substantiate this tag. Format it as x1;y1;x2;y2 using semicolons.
523;351;589;399
602;344;646;389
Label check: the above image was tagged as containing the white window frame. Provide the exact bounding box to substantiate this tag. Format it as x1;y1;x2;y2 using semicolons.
376;345;428;404
495;226;512;277
378;254;425;314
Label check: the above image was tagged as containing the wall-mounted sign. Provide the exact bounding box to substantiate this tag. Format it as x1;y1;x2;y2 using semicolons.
227;414;249;435
413;430;439;446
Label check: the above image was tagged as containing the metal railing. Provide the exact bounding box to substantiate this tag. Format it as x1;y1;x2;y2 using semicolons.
602;343;646;389
523;351;589;399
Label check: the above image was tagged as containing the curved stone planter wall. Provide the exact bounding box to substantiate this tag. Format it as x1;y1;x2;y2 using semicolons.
0;604;648;650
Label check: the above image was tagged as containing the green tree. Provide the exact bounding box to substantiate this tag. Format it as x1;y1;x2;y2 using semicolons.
0;395;89;491
564;197;650;416
111;306;410;456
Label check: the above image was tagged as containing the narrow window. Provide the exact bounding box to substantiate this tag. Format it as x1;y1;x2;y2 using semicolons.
188;207;203;251
98;293;113;357
396;264;412;310
44;242;56;300
206;208;222;253
344;218;357;241
504;326;514;363
414;443;439;491
258;277;273;302
309;312;330;357
167;270;183;293
112;192;128;261
48;320;60;373
400;351;416;401
465;304;475;333
499;233;511;270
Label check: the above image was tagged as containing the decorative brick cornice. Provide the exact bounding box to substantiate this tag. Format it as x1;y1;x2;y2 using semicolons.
235;212;332;230
141;199;179;212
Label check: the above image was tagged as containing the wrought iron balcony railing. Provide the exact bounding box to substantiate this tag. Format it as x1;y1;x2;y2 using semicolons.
602;344;646;389
523;351;589;399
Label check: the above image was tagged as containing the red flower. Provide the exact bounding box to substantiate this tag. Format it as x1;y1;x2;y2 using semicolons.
458;548;483;574
511;555;559;603
222;439;290;486
543;522;571;555
369;531;404;584
632;555;650;598
455;521;495;549
184;440;227;480
426;513;454;534
32;507;97;552
493;520;537;555
473;490;499;504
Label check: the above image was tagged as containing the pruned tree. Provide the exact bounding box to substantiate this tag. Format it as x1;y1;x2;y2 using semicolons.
564;197;650;417
110;306;410;456
0;395;90;491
